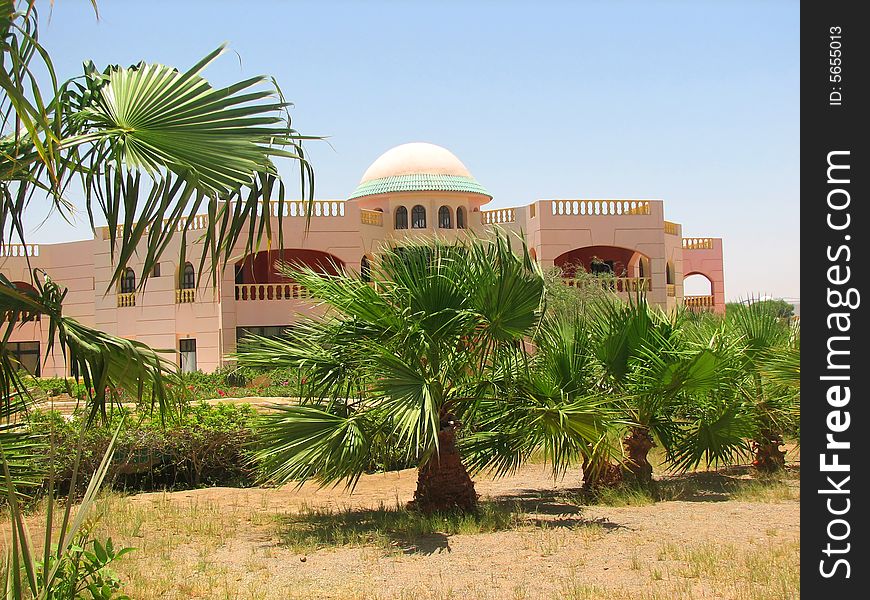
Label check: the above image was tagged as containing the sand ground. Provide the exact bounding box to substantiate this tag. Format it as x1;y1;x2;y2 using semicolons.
81;462;800;600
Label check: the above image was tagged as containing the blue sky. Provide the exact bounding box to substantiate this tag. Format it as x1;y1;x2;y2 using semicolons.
29;0;799;300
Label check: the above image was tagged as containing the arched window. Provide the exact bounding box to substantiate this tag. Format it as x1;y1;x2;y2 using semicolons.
395;206;408;229
360;256;371;283
182;262;196;289
411;205;426;229
456;206;466;229
438;206;452;229
120;268;136;293
666;262;674;285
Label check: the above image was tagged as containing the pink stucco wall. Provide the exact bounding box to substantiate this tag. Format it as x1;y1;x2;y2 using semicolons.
2;195;725;375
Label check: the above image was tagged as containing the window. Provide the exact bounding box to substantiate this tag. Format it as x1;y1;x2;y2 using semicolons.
360;256;371;283
438;206;452;229
236;326;290;342
395;206;408;229
666;262;674;285
179;338;197;373
8;341;39;376
181;262;196;289
456;206;466;229
120;268;136;293
411;205;426;229
152;263;161;277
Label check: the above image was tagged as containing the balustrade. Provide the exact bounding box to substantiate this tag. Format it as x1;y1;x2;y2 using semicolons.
234;283;310;301
551;200;651;216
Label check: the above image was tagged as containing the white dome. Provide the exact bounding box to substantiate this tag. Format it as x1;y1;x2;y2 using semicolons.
360;142;473;182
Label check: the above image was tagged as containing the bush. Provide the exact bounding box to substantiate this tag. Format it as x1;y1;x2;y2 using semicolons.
174;366;303;402
25;402;260;495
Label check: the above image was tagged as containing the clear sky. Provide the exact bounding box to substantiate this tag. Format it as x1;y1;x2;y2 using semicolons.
27;0;799;301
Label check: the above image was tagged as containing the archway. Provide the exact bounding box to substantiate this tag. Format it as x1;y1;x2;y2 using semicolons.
554;246;650;278
234;249;345;284
683;272;715;311
553;246;652;293
683;272;713;296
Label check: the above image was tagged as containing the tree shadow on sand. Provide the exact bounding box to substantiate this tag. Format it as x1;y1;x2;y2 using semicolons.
275;492;629;556
654;465;800;503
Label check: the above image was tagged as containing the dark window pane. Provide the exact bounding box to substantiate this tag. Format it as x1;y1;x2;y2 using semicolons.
120;268;136;293
182;263;196;289
395;206;408;229
411;205;426;229
360;256;371;282
438;206;452;229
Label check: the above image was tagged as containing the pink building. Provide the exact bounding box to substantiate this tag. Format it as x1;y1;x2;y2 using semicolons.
2;143;725;376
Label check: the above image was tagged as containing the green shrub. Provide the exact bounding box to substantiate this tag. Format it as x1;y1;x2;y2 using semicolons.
25;402;260;495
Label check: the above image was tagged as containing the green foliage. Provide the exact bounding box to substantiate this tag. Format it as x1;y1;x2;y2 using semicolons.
236;235;608;492
2;2;315;598
24;402;260;494
175;367;302;402
726;298;795;319
35;534;133;600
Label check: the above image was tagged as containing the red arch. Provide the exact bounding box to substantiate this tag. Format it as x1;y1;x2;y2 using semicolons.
554;246;649;278
235;249;345;284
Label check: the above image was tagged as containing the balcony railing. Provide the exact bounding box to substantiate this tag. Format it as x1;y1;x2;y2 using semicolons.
564;277;651;293
100;201;349;240
682;237;714;250
685;295;715;310
0;243;39;257
664;221;680;236
176;288;196;303
360;209;384;226
264;200;345;218
117;292;136;307
481;208;516;224
235;283;310;301
667;284;676;297
551;200;651;216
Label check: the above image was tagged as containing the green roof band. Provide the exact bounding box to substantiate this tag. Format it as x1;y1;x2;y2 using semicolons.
349;174;491;200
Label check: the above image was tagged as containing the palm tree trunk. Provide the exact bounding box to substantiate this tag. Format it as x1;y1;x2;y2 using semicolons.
581;454;623;491
622;426;655;485
409;420;477;514
752;430;785;473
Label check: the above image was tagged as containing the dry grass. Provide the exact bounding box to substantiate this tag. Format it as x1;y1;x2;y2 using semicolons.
2;463;800;600
560;539;800;600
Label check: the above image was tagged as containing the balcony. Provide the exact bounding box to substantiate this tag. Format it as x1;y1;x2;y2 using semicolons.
360;209;384;227
682;237;714;250
664;221;680;236
176;289;196;304
667;284;676;297
684;295;714;310
0;243;39;257
481;208;516;224
117;292;136;307
551;200;651;216
235;283;310;301
564;277;651;293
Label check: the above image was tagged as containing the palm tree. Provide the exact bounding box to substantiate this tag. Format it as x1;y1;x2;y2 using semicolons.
2;1;316;594
724;300;800;472
236;236;607;513
2;0;315;420
547;297;749;488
